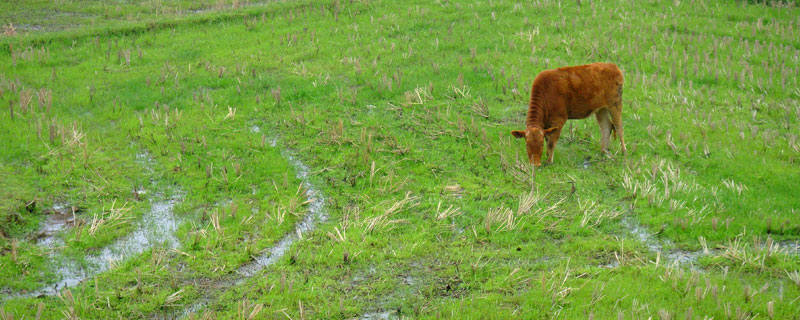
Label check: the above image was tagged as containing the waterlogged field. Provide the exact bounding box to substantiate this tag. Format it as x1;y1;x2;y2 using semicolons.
1;0;799;318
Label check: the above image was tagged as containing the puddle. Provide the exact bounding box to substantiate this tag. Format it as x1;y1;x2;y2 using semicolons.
351;266;378;283
357;266;422;320
88;195;181;267
620;217;800;270
622;217;665;254
135;151;157;175
582;157;591;169
362;310;398;320
665;250;705;265
35;203;77;248
778;240;800;256
244;142;330;271
181;130;328;318
1;152;182;301
400;275;416;286
15;24;45;32
185;0;280;15
5;193;182;300
620;217;706;267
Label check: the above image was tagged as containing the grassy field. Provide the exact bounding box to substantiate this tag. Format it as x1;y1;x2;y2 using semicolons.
1;0;800;318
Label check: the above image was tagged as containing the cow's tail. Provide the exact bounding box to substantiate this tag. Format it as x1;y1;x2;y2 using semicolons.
610;124;617;141
610;84;623;141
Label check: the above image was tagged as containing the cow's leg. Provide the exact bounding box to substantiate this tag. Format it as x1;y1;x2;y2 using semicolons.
545;123;564;164
609;106;627;155
595;109;612;154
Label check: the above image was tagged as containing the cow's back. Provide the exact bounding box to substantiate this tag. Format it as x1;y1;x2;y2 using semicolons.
535;63;623;120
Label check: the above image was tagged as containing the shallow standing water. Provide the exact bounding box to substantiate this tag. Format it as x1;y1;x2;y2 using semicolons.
181;130;328;317
621;217;707;267
49;196;180;296
1;152;182;301
6;195;182;300
35;203;76;248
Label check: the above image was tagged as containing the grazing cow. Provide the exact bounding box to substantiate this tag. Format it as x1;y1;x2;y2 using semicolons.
511;62;626;166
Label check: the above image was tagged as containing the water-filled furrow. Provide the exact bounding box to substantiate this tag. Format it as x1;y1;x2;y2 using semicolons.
1;152;182;301
181;132;328;317
35;203;76;248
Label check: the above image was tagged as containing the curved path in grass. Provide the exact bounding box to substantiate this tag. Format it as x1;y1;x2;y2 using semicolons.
180;132;329;318
1;152;183;302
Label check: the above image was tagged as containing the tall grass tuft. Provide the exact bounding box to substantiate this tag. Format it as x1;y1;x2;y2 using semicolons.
363;192;419;233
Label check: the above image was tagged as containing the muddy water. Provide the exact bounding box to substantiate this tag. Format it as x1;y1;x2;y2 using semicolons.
1;152;182;301
181;131;328;317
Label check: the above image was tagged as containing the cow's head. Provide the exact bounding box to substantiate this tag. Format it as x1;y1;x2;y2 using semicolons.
511;127;557;166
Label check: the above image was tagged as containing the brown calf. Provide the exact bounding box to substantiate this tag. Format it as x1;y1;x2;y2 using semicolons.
511;62;626;166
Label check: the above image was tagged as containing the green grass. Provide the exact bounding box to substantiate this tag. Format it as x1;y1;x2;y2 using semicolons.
1;0;799;318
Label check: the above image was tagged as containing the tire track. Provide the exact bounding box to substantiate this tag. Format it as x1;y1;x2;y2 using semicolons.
180;130;328;318
1;151;182;302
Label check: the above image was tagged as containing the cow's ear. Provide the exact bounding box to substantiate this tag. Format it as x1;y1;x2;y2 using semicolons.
544;127;558;135
511;130;526;138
